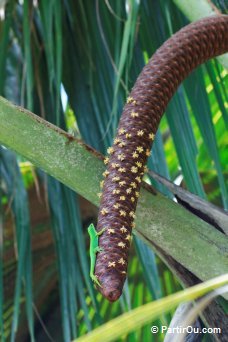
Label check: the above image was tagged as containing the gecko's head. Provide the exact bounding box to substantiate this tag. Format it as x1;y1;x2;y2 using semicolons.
88;223;95;234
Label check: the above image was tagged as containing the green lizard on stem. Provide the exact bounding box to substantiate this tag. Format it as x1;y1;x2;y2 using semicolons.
88;224;105;287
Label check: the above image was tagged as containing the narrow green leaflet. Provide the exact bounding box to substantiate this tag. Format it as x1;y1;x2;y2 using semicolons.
0;148;34;341
75;274;228;342
0;0;14;95
23;0;34;110
0;162;5;340
184;67;228;208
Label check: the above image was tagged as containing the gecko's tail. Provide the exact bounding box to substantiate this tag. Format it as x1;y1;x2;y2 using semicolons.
91;274;102;288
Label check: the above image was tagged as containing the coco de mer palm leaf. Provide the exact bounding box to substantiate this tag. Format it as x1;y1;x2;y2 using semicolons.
89;15;228;302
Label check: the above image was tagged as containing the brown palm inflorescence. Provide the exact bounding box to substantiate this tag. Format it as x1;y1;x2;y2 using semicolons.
95;15;228;302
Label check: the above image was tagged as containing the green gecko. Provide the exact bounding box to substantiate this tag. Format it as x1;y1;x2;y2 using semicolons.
88;223;105;287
